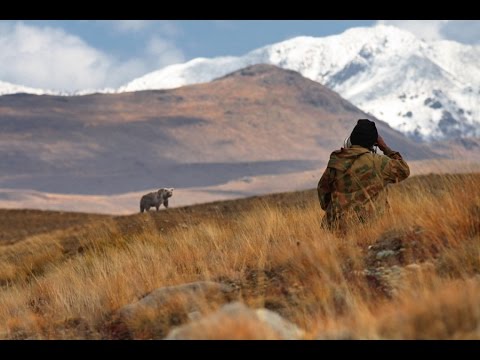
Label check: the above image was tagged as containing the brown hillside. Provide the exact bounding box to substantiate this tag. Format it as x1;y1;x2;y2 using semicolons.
0;64;437;196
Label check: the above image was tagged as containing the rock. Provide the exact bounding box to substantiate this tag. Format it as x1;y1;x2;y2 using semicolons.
165;302;305;340
118;281;236;321
366;226;431;269
187;311;202;321
376;249;397;260
254;308;305;340
110;281;238;339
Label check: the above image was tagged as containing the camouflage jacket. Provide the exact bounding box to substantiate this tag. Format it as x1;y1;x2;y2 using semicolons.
317;145;410;228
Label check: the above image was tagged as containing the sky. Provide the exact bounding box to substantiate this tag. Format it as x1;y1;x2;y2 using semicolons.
0;20;479;92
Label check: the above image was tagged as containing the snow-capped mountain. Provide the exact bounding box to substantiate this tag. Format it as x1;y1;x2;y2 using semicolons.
118;25;480;140
0;80;58;96
2;25;479;140
0;80;116;97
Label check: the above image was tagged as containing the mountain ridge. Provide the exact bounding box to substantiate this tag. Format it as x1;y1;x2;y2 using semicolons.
0;64;437;202
2;25;479;140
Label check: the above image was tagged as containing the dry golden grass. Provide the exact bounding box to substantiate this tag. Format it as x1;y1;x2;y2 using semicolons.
0;173;479;339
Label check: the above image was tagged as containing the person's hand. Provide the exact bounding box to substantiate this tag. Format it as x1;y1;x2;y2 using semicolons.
376;135;388;152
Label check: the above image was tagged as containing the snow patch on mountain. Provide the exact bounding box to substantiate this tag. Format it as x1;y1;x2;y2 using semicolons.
2;25;479;140
117;25;480;139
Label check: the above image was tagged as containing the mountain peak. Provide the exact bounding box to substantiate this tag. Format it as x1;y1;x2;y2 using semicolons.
218;63;288;77
214;63;302;83
2;25;479;140
116;25;479;140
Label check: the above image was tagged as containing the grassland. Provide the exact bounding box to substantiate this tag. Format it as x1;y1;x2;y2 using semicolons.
0;173;479;339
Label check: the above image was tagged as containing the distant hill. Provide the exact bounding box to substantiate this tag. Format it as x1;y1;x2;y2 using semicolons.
3;25;479;140
0;64;437;198
118;25;480;140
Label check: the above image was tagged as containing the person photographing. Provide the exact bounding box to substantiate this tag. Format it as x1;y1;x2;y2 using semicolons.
317;119;410;231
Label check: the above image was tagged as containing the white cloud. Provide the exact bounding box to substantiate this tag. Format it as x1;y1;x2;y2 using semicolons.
108;20;182;37
0;22;112;91
0;22;185;91
146;36;185;68
376;20;480;44
112;20;153;33
158;21;183;37
377;20;449;41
